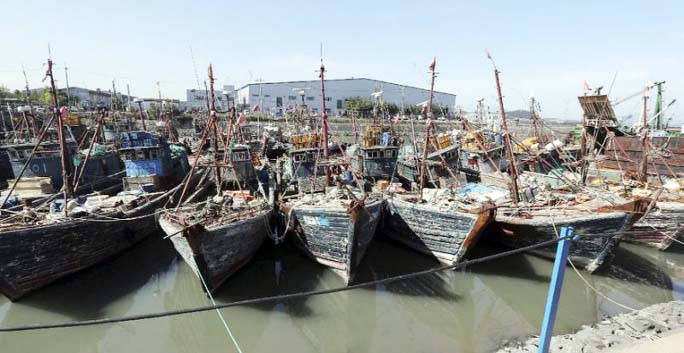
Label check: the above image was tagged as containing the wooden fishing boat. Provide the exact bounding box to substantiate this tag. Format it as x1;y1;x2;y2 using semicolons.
159;202;273;293
159;64;273;293
0;129;193;301
384;193;495;265
282;190;383;284
624;201;684;250
490;207;633;272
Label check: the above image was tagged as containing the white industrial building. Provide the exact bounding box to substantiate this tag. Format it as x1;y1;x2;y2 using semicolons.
185;85;235;111
233;78;456;117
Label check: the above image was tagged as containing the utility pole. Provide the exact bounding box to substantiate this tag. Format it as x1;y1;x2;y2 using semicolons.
640;86;650;183
64;64;71;110
654;81;666;130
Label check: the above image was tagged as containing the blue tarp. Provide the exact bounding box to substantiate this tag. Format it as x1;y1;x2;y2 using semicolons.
457;183;493;197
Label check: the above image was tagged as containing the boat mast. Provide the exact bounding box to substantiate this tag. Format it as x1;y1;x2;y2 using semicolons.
418;57;437;196
46;58;74;199
639;86;650;183
319;58;331;185
488;52;519;204
208;64;222;194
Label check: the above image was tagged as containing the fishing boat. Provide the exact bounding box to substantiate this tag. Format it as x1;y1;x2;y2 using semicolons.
159;64;274;293
383;58;496;265
0;59;195;301
281;59;383;284
474;54;646;272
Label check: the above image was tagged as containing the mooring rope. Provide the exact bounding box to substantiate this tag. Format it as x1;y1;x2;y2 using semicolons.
0;233;588;333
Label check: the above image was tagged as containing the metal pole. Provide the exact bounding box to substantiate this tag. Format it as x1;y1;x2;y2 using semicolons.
537;226;573;353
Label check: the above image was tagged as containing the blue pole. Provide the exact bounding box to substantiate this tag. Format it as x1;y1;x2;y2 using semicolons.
537;226;573;353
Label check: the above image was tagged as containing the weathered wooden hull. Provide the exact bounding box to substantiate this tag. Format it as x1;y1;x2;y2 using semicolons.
160;208;273;293
624;201;684;250
0;190;173;301
285;199;383;284
384;197;495;264
489;211;630;272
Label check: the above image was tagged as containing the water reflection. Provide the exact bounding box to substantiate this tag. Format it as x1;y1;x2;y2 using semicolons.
0;233;682;353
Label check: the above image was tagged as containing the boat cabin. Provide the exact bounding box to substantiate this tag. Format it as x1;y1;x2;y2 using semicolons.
119;131;189;191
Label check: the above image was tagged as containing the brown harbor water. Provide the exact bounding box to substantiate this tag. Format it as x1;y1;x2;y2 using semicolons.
0;232;683;353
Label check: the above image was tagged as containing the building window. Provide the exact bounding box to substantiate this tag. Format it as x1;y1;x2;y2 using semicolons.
306;96;314;101
276;97;283;107
325;97;331;101
336;100;343;109
265;94;270;98
288;95;297;100
252;94;259;97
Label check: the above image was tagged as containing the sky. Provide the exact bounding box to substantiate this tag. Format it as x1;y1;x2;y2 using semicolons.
1;0;683;124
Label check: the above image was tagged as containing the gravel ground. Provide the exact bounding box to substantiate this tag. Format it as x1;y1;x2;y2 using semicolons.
496;301;684;353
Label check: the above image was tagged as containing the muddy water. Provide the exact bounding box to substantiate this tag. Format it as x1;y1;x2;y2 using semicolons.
0;233;682;353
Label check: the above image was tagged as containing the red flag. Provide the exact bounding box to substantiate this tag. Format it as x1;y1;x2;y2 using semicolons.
428;56;436;71
485;49;492;60
252;104;260;112
237;113;246;125
583;80;592;92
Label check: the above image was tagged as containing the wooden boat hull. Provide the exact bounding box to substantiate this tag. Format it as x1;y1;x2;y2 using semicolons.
0;189;174;301
284;199;383;284
384;197;495;264
489;211;630;273
623;201;684;250
160;208;273;293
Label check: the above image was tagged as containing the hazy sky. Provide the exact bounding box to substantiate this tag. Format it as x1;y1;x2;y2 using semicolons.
1;0;682;123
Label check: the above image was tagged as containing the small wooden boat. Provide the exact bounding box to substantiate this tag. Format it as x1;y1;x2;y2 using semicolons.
384;192;495;265
159;202;273;293
282;190;384;284
159;64;274;293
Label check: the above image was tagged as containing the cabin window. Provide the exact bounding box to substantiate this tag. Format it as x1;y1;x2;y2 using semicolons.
293;154;307;162
137;150;146;160
233;151;248;161
337;100;343;109
385;150;396;158
306;96;314;101
9;150;19;159
149;149;159;160
276;97;283;107
366;151;380;159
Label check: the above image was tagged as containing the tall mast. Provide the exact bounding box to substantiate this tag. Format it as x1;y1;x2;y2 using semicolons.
427;56;436;118
64;64;71;110
488;51;519;204
208;65;222;194
640;86;650;182
319;58;330;185
46;58;74;199
419;57;437;196
21;66;34;117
